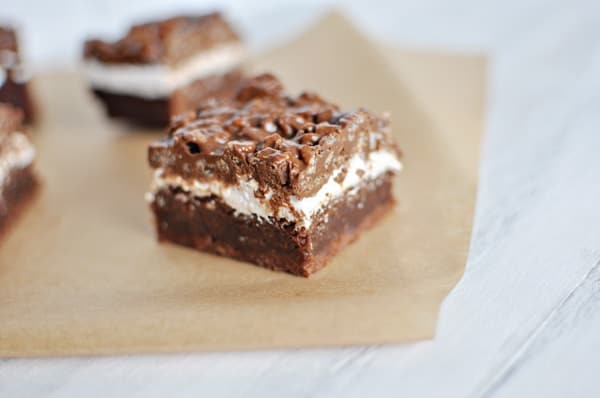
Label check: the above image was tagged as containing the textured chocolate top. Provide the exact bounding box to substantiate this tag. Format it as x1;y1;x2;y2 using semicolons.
170;69;244;117
0;103;23;136
84;12;241;66
149;74;400;199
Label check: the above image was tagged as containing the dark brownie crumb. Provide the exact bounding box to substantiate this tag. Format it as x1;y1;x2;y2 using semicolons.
0;103;24;135
149;73;400;199
84;12;241;66
151;173;395;276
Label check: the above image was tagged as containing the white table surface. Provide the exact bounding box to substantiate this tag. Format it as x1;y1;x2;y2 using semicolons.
2;0;600;396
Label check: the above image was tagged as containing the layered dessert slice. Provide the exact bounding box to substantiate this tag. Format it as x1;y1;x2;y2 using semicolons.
147;74;402;276
0;104;37;237
0;26;35;123
83;12;245;126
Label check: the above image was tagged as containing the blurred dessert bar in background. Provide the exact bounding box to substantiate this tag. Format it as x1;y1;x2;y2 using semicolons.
0;104;37;238
83;12;245;126
147;74;402;276
0;27;35;123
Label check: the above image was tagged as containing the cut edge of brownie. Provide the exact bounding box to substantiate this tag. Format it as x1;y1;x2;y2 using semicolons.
0;164;38;241
150;173;395;276
0;104;38;239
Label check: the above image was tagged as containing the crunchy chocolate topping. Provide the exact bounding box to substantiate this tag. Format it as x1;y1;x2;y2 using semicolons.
83;12;241;66
149;73;400;199
170;69;244;117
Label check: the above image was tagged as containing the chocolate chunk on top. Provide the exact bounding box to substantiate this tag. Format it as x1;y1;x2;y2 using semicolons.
83;12;241;66
148;73;400;198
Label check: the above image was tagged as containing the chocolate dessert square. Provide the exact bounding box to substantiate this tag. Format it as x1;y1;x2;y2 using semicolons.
83;13;245;126
0;104;37;237
0;27;35;123
147;74;402;276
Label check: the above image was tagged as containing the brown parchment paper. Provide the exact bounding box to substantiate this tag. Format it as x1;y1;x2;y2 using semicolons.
0;13;486;357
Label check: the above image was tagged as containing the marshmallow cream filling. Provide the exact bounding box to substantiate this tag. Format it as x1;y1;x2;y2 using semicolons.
83;43;245;98
0;132;35;187
149;150;401;228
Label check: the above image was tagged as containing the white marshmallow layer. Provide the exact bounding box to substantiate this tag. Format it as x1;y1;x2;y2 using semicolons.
83;43;245;98
149;149;401;228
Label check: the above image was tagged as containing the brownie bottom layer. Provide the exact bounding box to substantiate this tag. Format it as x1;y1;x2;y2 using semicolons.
92;90;171;127
92;71;243;127
150;173;395;276
0;165;38;240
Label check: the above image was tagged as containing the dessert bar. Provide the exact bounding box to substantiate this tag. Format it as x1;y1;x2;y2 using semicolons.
0;26;35;123
147;74;402;276
0;104;37;237
83;13;245;126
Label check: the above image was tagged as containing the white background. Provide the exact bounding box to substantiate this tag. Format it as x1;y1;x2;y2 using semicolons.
2;0;600;397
